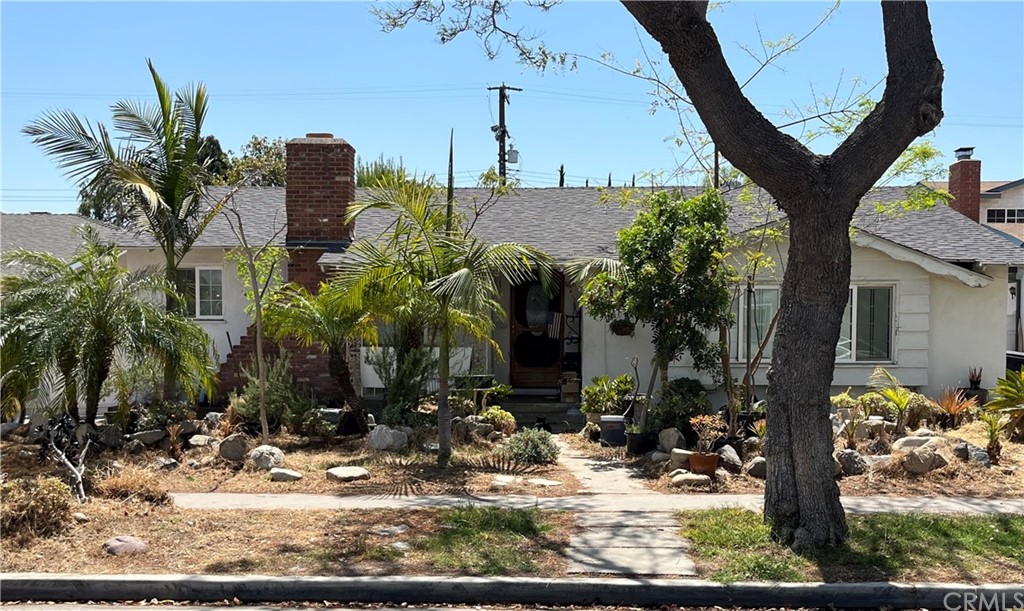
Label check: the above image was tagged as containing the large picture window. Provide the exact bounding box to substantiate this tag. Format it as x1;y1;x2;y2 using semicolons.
173;267;223;318
836;286;893;361
726;287;780;361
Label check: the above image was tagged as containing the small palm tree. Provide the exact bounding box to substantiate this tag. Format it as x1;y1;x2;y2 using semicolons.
1;226;216;424
263;282;377;419
333;173;554;465
23;59;227;401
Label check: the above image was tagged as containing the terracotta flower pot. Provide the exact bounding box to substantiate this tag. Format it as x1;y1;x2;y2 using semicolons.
688;452;720;476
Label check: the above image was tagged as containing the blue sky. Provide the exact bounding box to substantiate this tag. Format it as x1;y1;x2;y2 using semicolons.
2;1;1022;214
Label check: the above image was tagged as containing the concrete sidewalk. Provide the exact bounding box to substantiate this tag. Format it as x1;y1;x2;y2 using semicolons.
169;491;1024;514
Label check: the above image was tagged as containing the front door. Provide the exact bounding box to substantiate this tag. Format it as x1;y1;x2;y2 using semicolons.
510;278;563;388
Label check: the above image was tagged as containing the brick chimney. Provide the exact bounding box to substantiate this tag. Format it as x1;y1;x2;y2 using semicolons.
285;133;356;291
949;146;981;223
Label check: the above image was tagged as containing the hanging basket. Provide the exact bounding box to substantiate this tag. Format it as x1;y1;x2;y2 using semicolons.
609;319;635;336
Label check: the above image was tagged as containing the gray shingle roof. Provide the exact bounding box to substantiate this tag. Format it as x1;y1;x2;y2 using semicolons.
55;184;1024;267
0;213;125;275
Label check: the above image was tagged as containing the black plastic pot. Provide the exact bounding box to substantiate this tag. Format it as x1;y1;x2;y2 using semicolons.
625;432;658;455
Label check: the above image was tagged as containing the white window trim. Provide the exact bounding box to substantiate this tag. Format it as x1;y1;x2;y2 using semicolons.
837;284;896;364
193;266;224;320
729;285;780;364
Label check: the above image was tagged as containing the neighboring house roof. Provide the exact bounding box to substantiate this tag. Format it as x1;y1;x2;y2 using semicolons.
98;185;1024;267
924;180;1014;193
0;212;123;276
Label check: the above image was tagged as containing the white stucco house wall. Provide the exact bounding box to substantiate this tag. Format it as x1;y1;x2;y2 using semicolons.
5;134;1023;416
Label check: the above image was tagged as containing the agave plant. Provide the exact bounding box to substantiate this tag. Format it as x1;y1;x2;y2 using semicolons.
984;370;1024;441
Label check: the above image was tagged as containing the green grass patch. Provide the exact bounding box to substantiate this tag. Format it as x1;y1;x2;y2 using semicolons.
678;509;1024;584
414;506;554;575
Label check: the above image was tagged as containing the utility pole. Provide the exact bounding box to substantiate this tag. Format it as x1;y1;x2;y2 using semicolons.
488;83;522;181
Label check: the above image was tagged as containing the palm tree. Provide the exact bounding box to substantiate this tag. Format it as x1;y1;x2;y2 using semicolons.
22;59;226;401
333;173;554;465
263;282;377;432
1;226;216;425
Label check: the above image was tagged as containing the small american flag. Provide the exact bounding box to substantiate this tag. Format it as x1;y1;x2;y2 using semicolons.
548;312;563;339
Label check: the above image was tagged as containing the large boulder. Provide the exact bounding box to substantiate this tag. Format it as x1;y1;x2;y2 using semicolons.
367;425;408;452
467;421;494;438
249;445;285;470
95;424;124;449
129;429;166;446
716;445;742;474
862;454;893;470
658;428;687;452
902;446;950;474
835;449;867;476
124;439;146;455
326;466;371;482
669;448;694;471
649;451;671;464
742;437;762;457
745;456;767;479
891;436;934;452
178;420;200;436
218;433;248;462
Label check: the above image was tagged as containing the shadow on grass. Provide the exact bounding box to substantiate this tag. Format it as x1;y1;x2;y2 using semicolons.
203;557;265;573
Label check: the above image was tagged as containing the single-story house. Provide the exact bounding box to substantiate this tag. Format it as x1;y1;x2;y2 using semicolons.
5;133;1023;417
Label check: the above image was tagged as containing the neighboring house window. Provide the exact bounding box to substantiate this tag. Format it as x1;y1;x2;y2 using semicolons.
836;286;893;362
986;208;1024;223
173;267;223;318
726;287;780;361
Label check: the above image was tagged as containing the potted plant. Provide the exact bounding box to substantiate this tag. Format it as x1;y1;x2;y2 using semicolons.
688;414;726;475
624;417;658;455
959;367;988;406
580;374;633;424
969;367;983;390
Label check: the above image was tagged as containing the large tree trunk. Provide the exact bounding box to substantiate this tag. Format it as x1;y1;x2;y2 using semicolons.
162;253;179;402
765;204;854;550
436;322;452;466
328;344;369;436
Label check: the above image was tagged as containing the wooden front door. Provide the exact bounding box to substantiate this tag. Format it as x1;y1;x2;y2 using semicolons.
510;278;563;388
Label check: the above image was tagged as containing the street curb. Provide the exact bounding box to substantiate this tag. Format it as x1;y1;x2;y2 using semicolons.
2;574;1023;609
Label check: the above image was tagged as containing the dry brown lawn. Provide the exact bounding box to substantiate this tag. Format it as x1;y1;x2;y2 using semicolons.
0;501;572;577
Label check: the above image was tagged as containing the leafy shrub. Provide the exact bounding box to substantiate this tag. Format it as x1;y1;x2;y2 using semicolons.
381;401;434;429
501;428;559;464
0;477;75;544
367;342;438;412
237;350;321;433
581;374;635;415
137;400;195;431
987;370;1024;441
690;413;727;452
906;392;937;429
830;389;857;412
93;464;170;504
651;377;711;431
480;406;517;435
856;392;895;419
935;388;978;428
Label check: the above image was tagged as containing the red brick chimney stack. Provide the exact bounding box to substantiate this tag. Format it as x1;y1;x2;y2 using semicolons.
284;133;356;291
948;146;981;223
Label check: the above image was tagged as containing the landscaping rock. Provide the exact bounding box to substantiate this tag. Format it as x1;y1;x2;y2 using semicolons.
468;422;495;438
200;456;216;466
714;467;732;482
249;445;285;470
911;427;940;437
487;431;504;443
745;457;767;479
204;412;224;428
671;473;712;489
270;468;303;482
95;424;124;449
658;428;686;452
188;460;201;469
129;429;166;446
903;447;948;474
836;449;867;476
954;441;992;468
891;436;934;451
124;439;146;455
649;451;671;464
833;454;843;477
396;425;415;438
188;434;214;448
103;536;148;556
493;474;521;487
715;445;742;474
178;420;200;436
154;457;179;470
742;437;762;457
862;454;893;470
73;512;91;524
527;478;563;487
218;433;248;462
326;466;371;482
668;468;688;478
27;411;49;442
367;425;408;452
669;448;693;470
376;524;409;536
390;541;411;552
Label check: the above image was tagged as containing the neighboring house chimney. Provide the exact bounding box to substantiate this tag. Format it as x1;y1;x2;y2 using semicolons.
285;133;356;291
949;146;981;223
